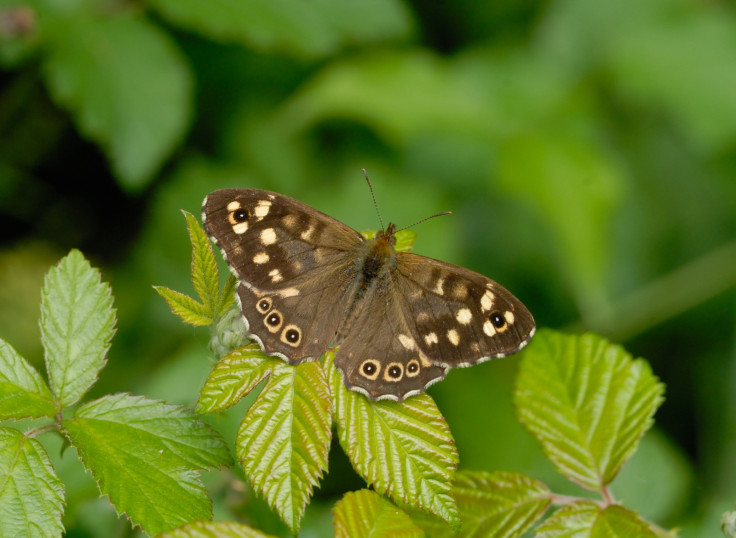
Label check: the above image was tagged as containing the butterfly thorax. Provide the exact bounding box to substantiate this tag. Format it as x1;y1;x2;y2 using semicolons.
359;224;397;290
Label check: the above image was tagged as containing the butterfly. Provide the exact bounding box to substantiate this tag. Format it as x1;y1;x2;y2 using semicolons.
202;182;535;401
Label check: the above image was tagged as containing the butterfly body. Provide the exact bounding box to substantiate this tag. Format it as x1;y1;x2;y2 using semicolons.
203;188;535;401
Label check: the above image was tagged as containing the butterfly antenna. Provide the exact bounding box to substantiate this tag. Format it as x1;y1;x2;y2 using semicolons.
362;168;385;230
396;210;452;233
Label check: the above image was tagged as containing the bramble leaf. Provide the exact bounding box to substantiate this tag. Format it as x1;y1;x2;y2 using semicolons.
0;339;56;419
197;343;274;413
535;501;656;537
327;351;459;528
515;330;665;491
63;393;231;535
41;249;116;408
160;519;275;537
154;286;213;326
333;489;423;538
0;427;64;537
215;275;238;319
236;359;331;534
184;211;220;314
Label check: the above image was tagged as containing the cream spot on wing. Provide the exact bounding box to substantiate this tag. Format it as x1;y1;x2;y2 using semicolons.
471;342;481;353
418;351;433;367
456;308;472;324
483;320;496;337
292;260;303;272
424;332;438;345
278;287;300;298
301;224;316;241
398;334;414;350
453;283;469;299
447;329;460;346
260;228;277;245
282;214;298;230
232;246;243;256
253;252;269;264
417;312;430;323
254;200;271;218
504;311;515;325
268;268;283;283
227;201;241;212
434;277;445;295
481;290;495;312
233;222;248;234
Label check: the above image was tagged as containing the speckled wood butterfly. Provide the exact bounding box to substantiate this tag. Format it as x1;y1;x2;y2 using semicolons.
203;183;535;401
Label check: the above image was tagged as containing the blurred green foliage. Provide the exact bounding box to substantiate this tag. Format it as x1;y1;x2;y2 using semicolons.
1;0;735;535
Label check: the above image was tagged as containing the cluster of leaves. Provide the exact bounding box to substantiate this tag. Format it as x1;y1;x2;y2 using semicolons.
156;213;671;537
0;250;231;536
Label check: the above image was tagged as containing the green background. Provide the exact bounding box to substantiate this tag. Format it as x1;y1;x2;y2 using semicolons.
1;0;735;535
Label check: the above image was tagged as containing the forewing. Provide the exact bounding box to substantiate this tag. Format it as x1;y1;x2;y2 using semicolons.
203;188;364;362
394;253;535;368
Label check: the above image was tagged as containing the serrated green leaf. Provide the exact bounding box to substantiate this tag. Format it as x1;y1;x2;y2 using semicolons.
154;286;213;326
41;249;116;408
515;330;665;492
184;211;220;314
149;0;412;58
197;343;275;413
216;275;238;319
453;471;550;538
42;12;191;189
0;338;56;419
333;489;424;538
63;393;232;535
535;501;656;538
327;352;459;527
0;427;64;538
159;519;275;538
236;359;331;534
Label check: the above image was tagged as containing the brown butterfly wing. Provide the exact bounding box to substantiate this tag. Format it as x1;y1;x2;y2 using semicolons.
394;253;535;368
203;188;365;363
334;274;449;401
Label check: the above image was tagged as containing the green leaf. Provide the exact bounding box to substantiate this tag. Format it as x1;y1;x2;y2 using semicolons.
63;393;232;536
149;0;412;59
197;343;274;413
184;211;220;314
327;351;459;527
41;11;192;190
154;286;213;326
535;502;656;538
453;471;550;537
0;338;56;419
160;520;275;537
216;275;238;319
333;489;424;538
514;330;665;491
236;359;332;534
41;249;116;408
0;427;64;538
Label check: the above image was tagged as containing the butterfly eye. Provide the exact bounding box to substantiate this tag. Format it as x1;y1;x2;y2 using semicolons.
489;311;507;329
263;310;283;333
233;208;249;222
256;298;272;313
406;359;420;377
384;363;403;381
360;360;380;380
281;325;302;346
